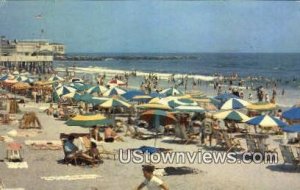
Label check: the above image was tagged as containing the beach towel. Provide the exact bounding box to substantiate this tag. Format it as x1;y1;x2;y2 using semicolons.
41;174;102;181
5;162;28;169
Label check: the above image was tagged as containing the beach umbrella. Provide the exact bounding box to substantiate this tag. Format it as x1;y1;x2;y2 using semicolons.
55;85;77;96
215;93;240;102
167;98;197;108
89;97;110;105
282;124;300;133
103;87;126;97
78;93;94;103
220;98;250;110
246;115;287;128
107;79;126;87
149;92;165;98
132;95;153;103
65;114;113;127
61;92;81;100
213;110;250;122
4;78;18;84
136;103;171;110
69;82;92;91
48;74;64;82
121;90;145;101
0;75;8;81
282;106;300;120
12;82;31;90
246;102;277;112
174;105;205;113
15;75;34;84
86;85;107;94
99;98;131;108
139;110;177;126
159;87;184;96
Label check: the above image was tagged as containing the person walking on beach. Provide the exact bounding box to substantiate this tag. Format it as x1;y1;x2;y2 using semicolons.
137;165;169;190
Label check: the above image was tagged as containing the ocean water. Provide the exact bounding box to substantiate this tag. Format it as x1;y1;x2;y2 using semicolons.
54;53;300;107
55;53;300;81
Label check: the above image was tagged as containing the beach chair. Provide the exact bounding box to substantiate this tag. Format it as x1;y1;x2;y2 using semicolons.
245;135;259;153
97;144;117;160
257;140;276;154
175;125;198;145
222;131;243;153
6;142;23;162
279;144;300;167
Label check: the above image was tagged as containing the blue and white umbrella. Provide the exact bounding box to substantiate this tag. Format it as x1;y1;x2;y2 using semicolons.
15;75;34;84
69;82;92;91
87;85;108;94
282;106;300;120
103;87;126;97
215;93;240;102
159;87;184;96
0;75;8;81
48;74;64;82
282;124;300;133
246;115;287;128
121;90;145;101
221;98;249;110
55;85;77;96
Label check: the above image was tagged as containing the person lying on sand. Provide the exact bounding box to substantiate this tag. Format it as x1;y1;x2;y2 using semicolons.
104;126;124;142
137;165;169;190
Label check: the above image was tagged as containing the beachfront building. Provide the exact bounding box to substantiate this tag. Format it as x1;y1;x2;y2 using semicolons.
0;36;65;74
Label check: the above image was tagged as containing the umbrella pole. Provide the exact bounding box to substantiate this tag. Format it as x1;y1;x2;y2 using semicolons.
154;116;159;148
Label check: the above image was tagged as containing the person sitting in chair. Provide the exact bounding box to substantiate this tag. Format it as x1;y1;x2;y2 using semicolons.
63;135;94;161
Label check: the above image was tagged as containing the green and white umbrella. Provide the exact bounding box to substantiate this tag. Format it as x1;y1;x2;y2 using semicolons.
103;87;127;97
65;114;113;127
99;98;131;108
89;97;110;105
213;110;250;122
167;98;197;108
48;74;64;82
55;85;77;96
87;85;108;94
159;87;184;96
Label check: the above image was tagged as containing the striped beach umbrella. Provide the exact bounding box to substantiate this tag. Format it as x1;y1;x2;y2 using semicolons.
0;75;8;81
282;124;300;133
69;82;92;91
282;106;300;120
78;93;94;103
213;110;250;122
132;95;153;103
246;115;287;128
48;74;64;82
159;87;184;96
107;79;126;87
221;98;250;110
136;103;171;110
174;105;205;113
103;87;127;97
61;92;81;100
86;85;108;94
122;90;145;101
89;97;110;105
140;110;177;125
99;98;131;108
167;98;197;108
215;93;240;102
65;114;113;127
55;85;77;96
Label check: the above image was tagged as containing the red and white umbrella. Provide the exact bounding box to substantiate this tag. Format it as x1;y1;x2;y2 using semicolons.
107;79;126;87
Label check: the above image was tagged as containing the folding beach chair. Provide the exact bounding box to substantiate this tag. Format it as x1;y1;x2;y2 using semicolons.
222;131;243;153
279;144;300;167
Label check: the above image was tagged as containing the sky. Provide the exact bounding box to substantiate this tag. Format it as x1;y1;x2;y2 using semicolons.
1;1;300;53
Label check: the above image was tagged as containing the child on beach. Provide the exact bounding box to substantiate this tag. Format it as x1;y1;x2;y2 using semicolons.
137;165;169;190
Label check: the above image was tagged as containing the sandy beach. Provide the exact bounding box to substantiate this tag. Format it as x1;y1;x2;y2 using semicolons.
0;99;300;190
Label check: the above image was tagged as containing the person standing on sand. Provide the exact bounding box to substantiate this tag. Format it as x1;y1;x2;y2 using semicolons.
137;165;169;190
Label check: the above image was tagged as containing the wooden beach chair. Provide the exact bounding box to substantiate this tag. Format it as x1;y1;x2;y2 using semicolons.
175;125;198;145
222;131;243;153
279;144;300;167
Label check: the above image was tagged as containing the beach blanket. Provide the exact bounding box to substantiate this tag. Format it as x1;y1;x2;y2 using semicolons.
41;174;102;181
5;162;28;169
